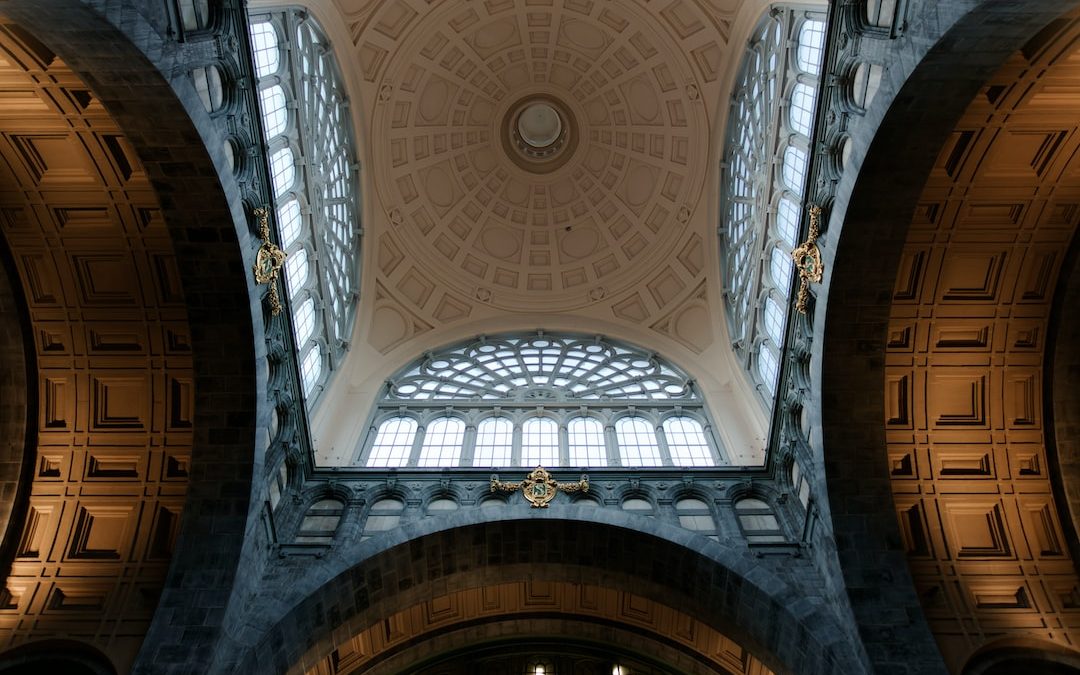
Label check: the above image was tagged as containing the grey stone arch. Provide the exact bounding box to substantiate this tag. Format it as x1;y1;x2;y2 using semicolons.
0;2;270;673
810;1;1080;674
233;514;867;675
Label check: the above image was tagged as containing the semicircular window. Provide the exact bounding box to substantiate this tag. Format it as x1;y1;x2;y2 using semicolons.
354;332;727;468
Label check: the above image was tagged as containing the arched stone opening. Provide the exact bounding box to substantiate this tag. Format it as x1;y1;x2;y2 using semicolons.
816;0;1080;673
963;639;1080;675
235;518;863;675
0;639;117;675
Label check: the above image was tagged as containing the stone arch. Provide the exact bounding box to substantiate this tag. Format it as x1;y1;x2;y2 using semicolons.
234;515;864;675
963;638;1080;675
0;639;117;675
816;1;1080;673
0;2;264;672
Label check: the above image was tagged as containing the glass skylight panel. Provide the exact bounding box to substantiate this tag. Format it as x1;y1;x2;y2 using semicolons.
249;22;279;77
757;344;779;393
260;85;288;138
301;344;322;395
770;246;793;293
782;145;809;194
277;199;302;248
763;296;784;344
269;147;294;199
797;20;826;75
294;297;316;344
789;83;816;136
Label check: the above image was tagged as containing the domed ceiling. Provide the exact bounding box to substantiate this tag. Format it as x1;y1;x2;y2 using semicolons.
311;0;770;465
333;0;749;341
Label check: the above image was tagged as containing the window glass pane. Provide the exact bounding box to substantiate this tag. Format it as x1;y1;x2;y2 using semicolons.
260;85;288;139
277;199;302;248
770;246;793;295
522;417;558;466
250;22;280;78
622;498;652;512
473;417;512;467
367;418;417;467
757;344;779;393
797;20;826;75
789;82;816;136
300;344;322;396
567;417;607;466
363;498;403;533
285;248;309;298
663;417;714;467
293;297;316;345
782;145;809;195
417;417;465;467
180;0;210;31
615;417;661;466
776;197;800;248
763;296;784;345
269;147;295;198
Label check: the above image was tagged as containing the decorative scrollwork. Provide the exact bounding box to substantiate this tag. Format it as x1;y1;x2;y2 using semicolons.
791;204;824;315
491;466;589;508
252;206;288;316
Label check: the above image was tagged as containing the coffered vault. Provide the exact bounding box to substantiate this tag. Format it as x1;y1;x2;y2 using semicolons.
2;1;1080;675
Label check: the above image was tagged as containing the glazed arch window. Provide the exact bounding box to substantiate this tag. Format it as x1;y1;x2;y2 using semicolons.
355;333;728;468
734;497;786;544
719;8;827;403
249;8;361;410
295;498;344;544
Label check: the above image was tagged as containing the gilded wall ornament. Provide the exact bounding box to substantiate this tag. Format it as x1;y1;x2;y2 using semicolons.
791;204;824;315
490;466;589;508
252;206;288;316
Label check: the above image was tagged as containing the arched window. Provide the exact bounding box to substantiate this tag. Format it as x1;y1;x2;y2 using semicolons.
567;417;606;466
663;417;711;467
474;417;512;467
295;498;343;544
417;417;465;467
616;417;661;467
719;8;827;403
250;9;361;409
353;333;727;468
191;65;224;113
735;497;786;544
362;498;404;538
367;417;417;467
675;498;716;537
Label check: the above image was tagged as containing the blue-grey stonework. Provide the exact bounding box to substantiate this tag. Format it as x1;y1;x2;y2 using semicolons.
1048;200;1080;566
0;232;30;580
810;1;1080;674
0;1;1075;674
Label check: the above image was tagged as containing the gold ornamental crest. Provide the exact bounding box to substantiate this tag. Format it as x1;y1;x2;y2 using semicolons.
491;466;589;508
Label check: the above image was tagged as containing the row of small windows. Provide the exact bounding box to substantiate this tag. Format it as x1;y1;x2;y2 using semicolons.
364;415;717;468
249;10;361;404
720;9;827;401
293;494;785;544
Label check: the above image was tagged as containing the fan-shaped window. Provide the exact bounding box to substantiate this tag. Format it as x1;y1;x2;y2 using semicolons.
663;417;712;467
417;417;465;467
720;7;827;408
367;417;417;467
250;9;361;409
616;417;661;467
250;22;280;78
735;498;786;544
353;333;726;468
474;417;513;467
522;417;559;466
568;417;606;466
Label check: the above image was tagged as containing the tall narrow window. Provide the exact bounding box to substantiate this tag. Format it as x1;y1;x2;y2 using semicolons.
719;8;827;407
250;9;361;409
